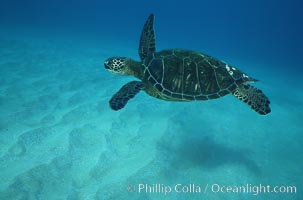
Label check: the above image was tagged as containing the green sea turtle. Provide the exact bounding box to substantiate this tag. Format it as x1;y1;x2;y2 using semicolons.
104;14;271;115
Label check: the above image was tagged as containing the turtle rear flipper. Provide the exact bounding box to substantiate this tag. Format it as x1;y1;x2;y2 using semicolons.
109;81;145;111
232;84;271;115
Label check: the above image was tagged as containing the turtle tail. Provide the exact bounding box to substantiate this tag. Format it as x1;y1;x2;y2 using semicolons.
232;84;271;115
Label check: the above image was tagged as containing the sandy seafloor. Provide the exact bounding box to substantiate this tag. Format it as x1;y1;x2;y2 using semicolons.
0;31;302;200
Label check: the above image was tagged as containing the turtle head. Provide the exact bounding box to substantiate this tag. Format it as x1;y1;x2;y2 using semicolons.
104;57;130;75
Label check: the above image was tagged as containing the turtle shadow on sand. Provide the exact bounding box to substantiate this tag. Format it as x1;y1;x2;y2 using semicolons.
159;135;261;175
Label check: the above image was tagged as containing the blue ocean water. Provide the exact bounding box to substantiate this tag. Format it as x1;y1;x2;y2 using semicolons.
0;0;302;199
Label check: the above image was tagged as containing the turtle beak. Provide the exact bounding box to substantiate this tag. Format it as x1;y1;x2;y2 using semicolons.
104;60;110;69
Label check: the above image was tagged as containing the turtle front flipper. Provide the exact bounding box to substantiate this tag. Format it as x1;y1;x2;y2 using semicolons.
232;84;271;115
109;81;145;110
139;14;156;60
